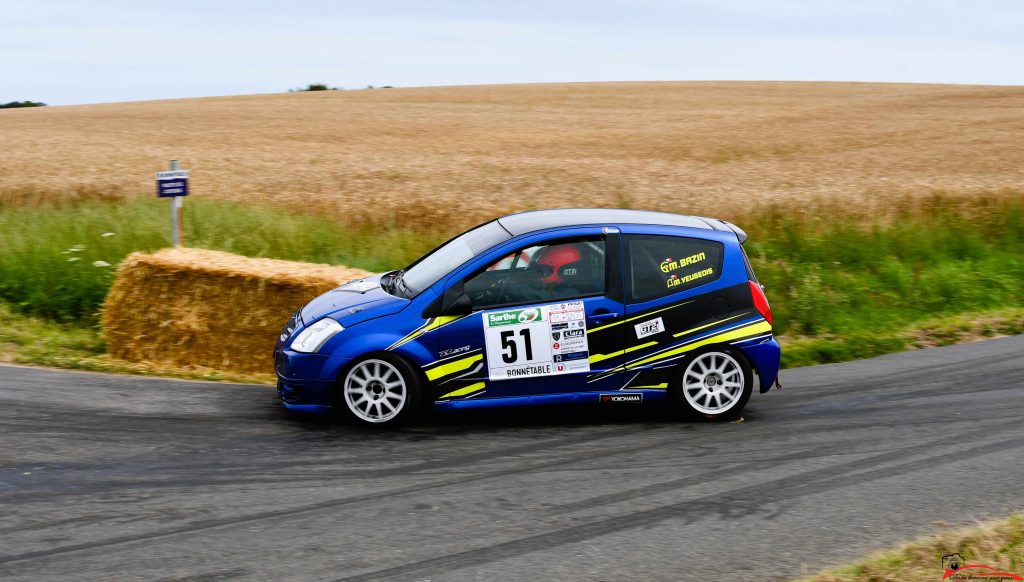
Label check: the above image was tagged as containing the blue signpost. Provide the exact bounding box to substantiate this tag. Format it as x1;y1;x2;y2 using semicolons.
156;171;189;198
156;161;189;246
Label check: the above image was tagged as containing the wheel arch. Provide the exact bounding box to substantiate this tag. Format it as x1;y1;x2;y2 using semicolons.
666;342;754;421
667;342;754;383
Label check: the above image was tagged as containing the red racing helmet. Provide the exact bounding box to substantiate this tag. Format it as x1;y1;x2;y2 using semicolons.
534;244;583;285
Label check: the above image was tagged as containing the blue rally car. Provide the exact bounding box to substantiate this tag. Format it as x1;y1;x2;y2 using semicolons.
274;209;780;427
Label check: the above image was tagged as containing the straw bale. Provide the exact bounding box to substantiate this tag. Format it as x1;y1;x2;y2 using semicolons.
102;248;371;375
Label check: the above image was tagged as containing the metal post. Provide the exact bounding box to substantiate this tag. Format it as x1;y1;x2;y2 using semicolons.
175;196;184;247
169;160;181;247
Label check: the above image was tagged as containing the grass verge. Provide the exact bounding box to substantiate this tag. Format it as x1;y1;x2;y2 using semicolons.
0;196;428;324
781;306;1024;367
799;513;1024;581
0;302;273;384
0;190;1021;372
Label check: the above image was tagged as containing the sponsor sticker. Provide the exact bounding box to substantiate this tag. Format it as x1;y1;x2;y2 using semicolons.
483;301;590;381
548;303;586;323
659;252;706;274
634;317;664;339
487;308;542;327
438;345;472;358
599;393;643;404
667;268;714;289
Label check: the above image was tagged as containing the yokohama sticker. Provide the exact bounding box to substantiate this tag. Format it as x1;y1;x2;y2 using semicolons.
483;301;590;381
600;393;642;404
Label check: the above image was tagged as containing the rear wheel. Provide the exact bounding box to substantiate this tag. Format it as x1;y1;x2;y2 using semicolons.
338;354;421;427
671;347;752;421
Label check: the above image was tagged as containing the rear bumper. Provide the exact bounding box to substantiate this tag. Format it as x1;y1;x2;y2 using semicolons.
739;337;781;393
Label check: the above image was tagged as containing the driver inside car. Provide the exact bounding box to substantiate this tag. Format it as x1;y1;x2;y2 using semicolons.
465;241;604;307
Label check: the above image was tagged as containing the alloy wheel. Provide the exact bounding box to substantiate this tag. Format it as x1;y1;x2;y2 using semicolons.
682;351;745;415
343;359;407;423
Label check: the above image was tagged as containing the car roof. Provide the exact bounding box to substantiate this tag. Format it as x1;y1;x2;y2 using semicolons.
496;208;748;243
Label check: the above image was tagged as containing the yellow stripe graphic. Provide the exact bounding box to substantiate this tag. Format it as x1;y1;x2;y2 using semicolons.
589;313;755;365
388;321;430;350
425;315;462;331
627;321;772;369
389;315;468;350
588;302;692;333
630;383;668;389
425;354;483;382
439;382;486;400
589;341;658;364
672;313;748;338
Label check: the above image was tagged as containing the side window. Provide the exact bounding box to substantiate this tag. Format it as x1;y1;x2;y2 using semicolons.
626;235;723;302
463;238;606;310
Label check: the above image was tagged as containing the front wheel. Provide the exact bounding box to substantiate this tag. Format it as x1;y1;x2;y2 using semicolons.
338;354;421;427
670;347;752;421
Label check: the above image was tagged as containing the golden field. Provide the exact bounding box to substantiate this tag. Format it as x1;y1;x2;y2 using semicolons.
2;81;1023;225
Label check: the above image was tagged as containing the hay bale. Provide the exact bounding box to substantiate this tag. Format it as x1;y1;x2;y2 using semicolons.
102;248;371;375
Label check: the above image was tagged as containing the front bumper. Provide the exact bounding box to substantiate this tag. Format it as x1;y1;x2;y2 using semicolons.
274;346;351;413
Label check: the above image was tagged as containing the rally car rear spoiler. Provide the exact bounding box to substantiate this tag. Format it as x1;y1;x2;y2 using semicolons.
698;217;748;244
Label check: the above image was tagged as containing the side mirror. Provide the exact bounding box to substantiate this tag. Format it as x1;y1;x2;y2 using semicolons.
444;293;473;315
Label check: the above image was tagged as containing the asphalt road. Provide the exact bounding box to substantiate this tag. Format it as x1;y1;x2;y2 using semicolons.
1;337;1022;582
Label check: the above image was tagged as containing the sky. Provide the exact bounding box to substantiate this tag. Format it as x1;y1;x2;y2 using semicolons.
2;0;1022;105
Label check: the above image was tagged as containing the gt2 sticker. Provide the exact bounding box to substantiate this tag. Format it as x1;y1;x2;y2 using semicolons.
483;301;590;381
634;317;664;339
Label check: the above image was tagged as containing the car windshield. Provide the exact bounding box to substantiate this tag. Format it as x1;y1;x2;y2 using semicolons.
395;221;511;296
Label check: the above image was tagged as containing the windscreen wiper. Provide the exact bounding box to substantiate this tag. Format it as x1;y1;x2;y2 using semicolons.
394;269;416;298
381;271;398;295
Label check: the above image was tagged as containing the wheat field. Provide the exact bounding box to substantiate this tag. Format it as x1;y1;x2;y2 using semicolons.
2;81;1022;225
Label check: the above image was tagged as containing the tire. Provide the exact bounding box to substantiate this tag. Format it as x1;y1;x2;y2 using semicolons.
669;346;752;421
336;353;422;428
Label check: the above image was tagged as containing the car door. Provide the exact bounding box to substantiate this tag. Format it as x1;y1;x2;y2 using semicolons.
613;229;754;391
428;231;628;403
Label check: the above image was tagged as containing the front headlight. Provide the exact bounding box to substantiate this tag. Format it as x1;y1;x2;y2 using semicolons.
290;318;344;353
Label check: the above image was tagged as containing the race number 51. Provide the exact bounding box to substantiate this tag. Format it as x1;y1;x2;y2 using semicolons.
484;307;553;381
499;328;534;363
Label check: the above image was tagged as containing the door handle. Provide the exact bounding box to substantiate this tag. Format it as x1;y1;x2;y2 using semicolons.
588;312;620;323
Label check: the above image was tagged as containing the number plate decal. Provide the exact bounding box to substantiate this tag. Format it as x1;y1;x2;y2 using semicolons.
483;302;590;381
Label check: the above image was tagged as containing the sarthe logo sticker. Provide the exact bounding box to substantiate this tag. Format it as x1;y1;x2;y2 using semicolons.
942;552;1022;581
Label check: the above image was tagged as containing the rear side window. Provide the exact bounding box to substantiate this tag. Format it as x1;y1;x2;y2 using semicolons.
626;235;724;302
